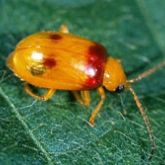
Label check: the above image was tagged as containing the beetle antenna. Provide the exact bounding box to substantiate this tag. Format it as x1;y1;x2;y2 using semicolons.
128;60;165;83
129;86;156;160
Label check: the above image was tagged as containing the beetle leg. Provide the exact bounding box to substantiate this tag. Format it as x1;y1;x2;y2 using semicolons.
59;24;69;33
89;86;105;126
81;91;90;106
72;91;83;105
72;90;90;106
24;83;56;101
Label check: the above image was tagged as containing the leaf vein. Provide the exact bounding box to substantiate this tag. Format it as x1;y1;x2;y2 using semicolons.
0;87;54;165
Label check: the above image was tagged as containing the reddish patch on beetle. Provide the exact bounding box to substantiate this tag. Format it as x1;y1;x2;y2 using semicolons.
43;58;56;68
49;34;62;40
84;43;107;89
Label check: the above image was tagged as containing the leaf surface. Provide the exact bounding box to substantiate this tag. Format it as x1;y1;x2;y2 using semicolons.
0;0;165;164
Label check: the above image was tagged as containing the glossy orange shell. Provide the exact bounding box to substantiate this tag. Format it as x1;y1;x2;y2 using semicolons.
7;32;107;90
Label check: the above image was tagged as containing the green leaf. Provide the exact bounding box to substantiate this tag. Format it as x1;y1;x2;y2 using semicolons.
0;0;165;164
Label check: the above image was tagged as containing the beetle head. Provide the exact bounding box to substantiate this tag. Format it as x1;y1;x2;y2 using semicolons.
103;57;128;92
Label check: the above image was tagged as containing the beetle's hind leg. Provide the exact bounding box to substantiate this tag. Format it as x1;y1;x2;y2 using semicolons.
72;90;90;106
59;24;69;34
89;87;105;126
24;83;56;101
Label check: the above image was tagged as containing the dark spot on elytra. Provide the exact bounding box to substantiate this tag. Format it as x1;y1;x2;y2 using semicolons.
43;58;56;68
49;34;62;40
88;43;107;60
84;43;107;88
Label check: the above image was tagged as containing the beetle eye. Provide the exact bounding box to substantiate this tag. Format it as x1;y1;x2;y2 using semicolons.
115;85;124;93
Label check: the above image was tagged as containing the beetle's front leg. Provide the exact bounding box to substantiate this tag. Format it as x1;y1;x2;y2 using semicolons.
89;86;105;126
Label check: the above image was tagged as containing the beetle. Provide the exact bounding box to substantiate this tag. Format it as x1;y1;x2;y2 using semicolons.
7;25;165;159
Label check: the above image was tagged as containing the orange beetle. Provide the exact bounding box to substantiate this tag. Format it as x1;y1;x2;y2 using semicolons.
7;25;165;158
7;25;127;124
